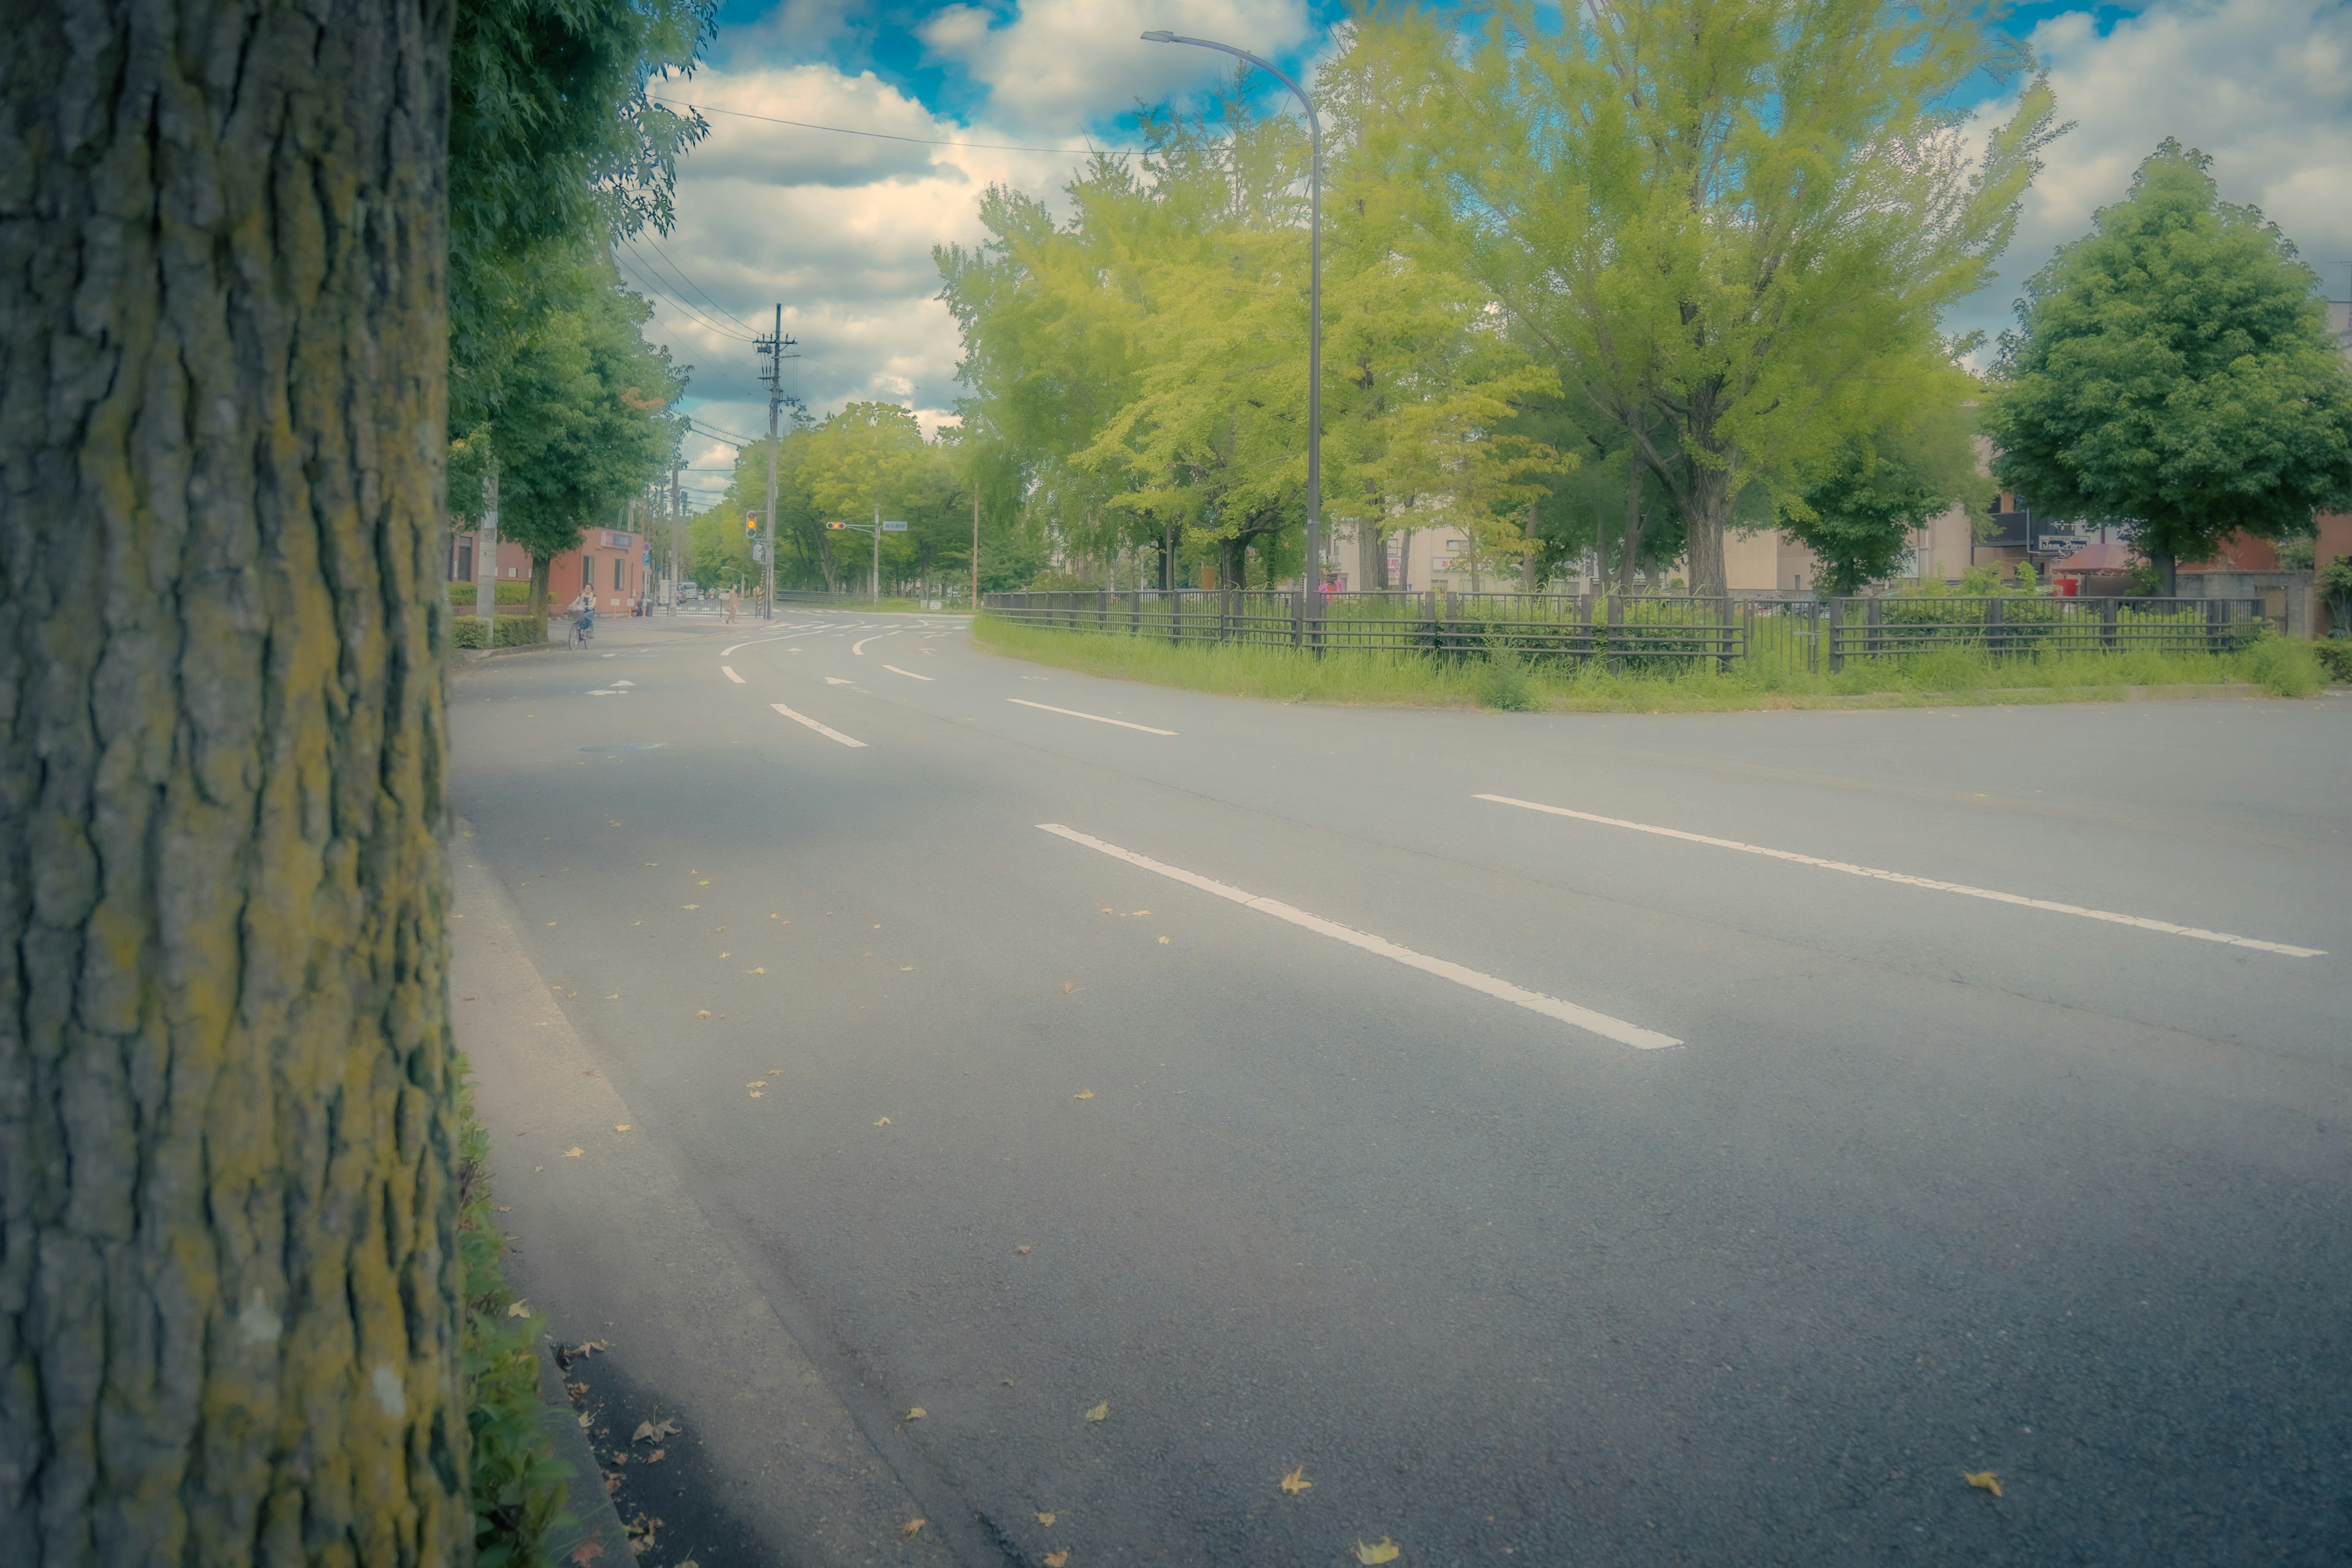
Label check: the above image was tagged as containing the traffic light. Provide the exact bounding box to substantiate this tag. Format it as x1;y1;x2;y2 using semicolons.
744;511;759;539
826;521;848;531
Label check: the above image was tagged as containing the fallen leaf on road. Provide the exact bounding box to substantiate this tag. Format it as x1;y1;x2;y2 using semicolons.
1061;981;1076;993
631;1418;680;1443
1281;1467;1311;1494
899;967;913;972
1131;910;1149;917
1964;1471;2002;1498
1084;1402;1109;1423
747;1082;768;1090
1354;1539;1401;1564
576;1411;590;1427
1098;907;1114;914
696;1010;711;1019
698;880;710;886
615;1124;630;1132
604;993;619;1000
682;904;699;910
568;1541;604;1564
900;1519;925;1539
564;1147;583;1158
905;1407;926;1420
642;1448;665;1463
750;967;765;974
1016;1245;1031;1255
874;1117;891;1126
1158;937;1169;945
718;951;730;959
507;1300;532;1318
546;922;557;927
461;995;476;1001
748;1089;763;1098
1043;1554;1068;1567
1074;1090;1093;1100
1035;1512;1055;1526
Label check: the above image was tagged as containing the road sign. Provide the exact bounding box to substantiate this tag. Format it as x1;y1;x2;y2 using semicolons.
881;520;909;532
752;542;767;563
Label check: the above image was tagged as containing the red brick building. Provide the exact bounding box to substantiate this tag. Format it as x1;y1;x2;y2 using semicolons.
450;527;648;612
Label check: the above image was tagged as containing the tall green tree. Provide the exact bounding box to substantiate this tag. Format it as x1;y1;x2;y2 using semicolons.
1352;0;2057;595
1984;140;2352;593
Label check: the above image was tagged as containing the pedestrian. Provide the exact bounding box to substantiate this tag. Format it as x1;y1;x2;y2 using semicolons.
724;586;739;624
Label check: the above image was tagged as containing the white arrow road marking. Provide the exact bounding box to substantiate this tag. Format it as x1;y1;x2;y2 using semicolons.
613;679;635;687
771;703;867;748
721;666;745;684
1037;824;1679;1050
586;689;626;696
1007;698;1174;735
1475;794;2326;959
883;665;932;682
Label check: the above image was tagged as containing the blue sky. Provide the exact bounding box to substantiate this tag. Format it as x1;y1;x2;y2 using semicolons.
646;0;2352;504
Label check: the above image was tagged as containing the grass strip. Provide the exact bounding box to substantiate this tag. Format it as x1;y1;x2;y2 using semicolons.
972;614;2326;712
459;1076;572;1568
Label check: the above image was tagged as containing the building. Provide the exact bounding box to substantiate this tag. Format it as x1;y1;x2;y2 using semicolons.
450;526;650;612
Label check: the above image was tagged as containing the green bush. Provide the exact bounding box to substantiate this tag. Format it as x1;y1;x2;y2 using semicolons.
2312;639;2352;683
451;614;546;649
458;1084;571;1567
1477;650;1537;710
449;580;531;606
2236;631;2324;697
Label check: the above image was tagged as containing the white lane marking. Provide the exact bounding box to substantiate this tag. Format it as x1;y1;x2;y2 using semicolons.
722;666;745;684
824;676;855;686
1038;825;1678;1050
1476;794;2327;959
722;637;788;657
1008;698;1175;736
771;703;868;748
788;648;802;655
851;635;884;655
882;664;933;682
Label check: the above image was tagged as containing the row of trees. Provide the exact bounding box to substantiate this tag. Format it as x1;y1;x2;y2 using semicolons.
689;405;1049;600
443;0;712;613
938;0;2054;598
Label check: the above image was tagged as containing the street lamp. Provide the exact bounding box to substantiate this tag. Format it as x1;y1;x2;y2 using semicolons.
1141;29;1323;616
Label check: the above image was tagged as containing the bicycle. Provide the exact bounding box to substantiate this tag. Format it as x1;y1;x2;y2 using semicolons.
570;614;594;649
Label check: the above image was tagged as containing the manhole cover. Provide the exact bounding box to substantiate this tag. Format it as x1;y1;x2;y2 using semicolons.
579;742;667;753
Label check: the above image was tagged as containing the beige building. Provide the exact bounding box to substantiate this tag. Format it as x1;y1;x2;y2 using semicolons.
1721;502;1977;594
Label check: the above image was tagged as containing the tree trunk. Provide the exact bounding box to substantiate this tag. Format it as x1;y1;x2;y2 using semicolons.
1522;500;1540;593
528;554;553;618
1618;460;1645;596
2151;550;2177;597
1;1;467;1563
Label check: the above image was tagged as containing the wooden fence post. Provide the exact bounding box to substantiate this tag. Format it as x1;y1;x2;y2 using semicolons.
1826;597;1845;673
1985;595;2004;658
1866;594;1883;658
2101;597;2117;651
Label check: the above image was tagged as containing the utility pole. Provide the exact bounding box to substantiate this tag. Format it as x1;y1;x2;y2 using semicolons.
668;458;685;614
971;486;981;612
755;306;798;620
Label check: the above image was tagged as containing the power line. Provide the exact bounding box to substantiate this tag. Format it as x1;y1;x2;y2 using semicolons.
649;96;1136;158
685;416;762;447
640;233;763;337
616;245;761;344
622;236;762;341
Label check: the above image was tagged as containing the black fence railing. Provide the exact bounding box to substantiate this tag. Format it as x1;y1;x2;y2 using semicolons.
982;589;2264;674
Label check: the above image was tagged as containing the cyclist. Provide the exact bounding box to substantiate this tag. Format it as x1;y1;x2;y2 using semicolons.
571;586;596;647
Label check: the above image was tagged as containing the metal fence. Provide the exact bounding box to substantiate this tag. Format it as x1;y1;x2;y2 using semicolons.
982;589;2264;674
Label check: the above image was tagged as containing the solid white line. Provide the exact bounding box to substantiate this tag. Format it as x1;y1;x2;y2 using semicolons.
771;703;869;748
722;637;786;657
882;664;933;682
853;635;882;655
1036;824;1679;1050
1008;698;1175;736
721;665;745;684
1475;794;2326;959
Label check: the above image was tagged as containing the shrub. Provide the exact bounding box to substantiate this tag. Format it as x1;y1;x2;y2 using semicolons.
2312;639;2352;683
448;580;531;606
451;614;546;650
1476;650;1537;710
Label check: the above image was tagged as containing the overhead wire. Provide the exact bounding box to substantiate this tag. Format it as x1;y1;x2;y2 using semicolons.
639;233;764;337
614;243;760;343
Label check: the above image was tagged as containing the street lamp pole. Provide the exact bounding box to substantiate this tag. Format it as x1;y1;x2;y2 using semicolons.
1142;29;1321;616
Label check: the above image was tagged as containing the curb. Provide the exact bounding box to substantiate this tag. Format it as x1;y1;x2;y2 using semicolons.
535;1336;635;1567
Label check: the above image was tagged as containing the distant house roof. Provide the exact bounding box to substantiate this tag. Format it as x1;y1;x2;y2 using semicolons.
2051;539;2138;574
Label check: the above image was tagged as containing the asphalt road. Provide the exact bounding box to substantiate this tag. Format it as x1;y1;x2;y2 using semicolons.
451;607;2352;1567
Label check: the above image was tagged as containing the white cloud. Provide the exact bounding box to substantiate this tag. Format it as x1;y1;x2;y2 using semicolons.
644;60;1116;474
1950;0;2352;345
920;0;1315;126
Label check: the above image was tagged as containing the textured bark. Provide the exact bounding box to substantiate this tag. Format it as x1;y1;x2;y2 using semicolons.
0;1;464;1564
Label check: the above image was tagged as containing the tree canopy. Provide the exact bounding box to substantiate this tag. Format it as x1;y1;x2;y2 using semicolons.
1983;138;2352;592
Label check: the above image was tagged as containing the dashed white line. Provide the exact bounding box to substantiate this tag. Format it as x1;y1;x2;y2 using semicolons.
771;703;869;748
1008;698;1175;736
1475;794;2327;959
721;637;786;657
882;664;932;682
721;666;745;684
1037;825;1678;1049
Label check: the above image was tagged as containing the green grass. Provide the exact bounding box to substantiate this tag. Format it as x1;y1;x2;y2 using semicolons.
458;1078;572;1567
972;615;2326;712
